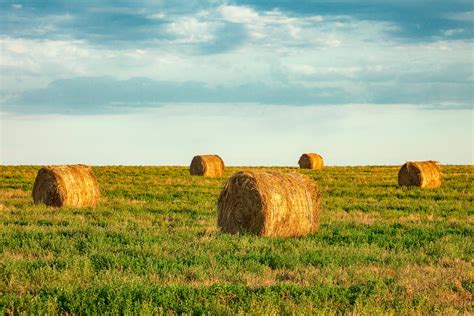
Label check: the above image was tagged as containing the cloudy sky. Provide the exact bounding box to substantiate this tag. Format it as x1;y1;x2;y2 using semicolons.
1;0;473;165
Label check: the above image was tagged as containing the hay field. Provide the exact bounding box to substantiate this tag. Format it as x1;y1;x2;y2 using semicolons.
0;165;472;314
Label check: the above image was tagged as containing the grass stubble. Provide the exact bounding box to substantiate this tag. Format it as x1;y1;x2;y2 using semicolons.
0;165;472;314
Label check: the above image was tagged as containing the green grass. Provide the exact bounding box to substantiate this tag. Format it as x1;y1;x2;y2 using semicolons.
0;165;473;314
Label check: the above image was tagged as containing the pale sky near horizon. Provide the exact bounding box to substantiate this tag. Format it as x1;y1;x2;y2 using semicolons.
0;1;473;165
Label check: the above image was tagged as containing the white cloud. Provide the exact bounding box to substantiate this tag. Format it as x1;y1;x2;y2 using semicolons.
166;17;213;43
1;3;473;165
288;64;317;75
147;12;166;20
288;65;363;77
1;5;472;106
443;28;465;36
218;5;260;24
446;11;474;22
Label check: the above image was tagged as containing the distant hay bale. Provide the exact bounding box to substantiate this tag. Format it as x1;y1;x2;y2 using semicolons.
398;161;442;188
217;171;321;237
32;164;100;207
298;153;324;170
190;155;224;177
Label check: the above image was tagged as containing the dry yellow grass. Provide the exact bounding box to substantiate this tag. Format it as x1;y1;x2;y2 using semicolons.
298;153;324;170
32;164;100;207
217;170;321;237
189;155;224;177
398;161;442;188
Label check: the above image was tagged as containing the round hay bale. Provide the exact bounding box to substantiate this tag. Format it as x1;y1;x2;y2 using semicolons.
398;161;442;188
32;164;101;207
190;155;224;177
217;171;322;237
298;153;324;170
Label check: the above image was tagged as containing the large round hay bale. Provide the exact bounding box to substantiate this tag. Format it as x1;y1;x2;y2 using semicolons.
217;171;321;237
398;161;442;188
190;155;224;177
298;153;323;170
32;164;100;207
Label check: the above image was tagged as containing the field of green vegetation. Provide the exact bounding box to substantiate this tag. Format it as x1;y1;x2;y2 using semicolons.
0;165;472;314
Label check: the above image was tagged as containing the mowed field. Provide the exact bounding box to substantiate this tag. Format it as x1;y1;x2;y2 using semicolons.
0;165;472;314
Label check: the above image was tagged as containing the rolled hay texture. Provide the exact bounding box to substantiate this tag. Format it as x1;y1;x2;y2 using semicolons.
32;164;100;207
298;153;324;170
190;155;224;177
217;171;322;237
398;161;442;188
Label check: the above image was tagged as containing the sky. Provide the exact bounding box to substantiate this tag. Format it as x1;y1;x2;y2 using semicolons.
0;0;473;166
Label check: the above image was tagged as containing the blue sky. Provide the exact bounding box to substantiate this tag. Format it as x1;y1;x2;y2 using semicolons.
0;0;473;165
